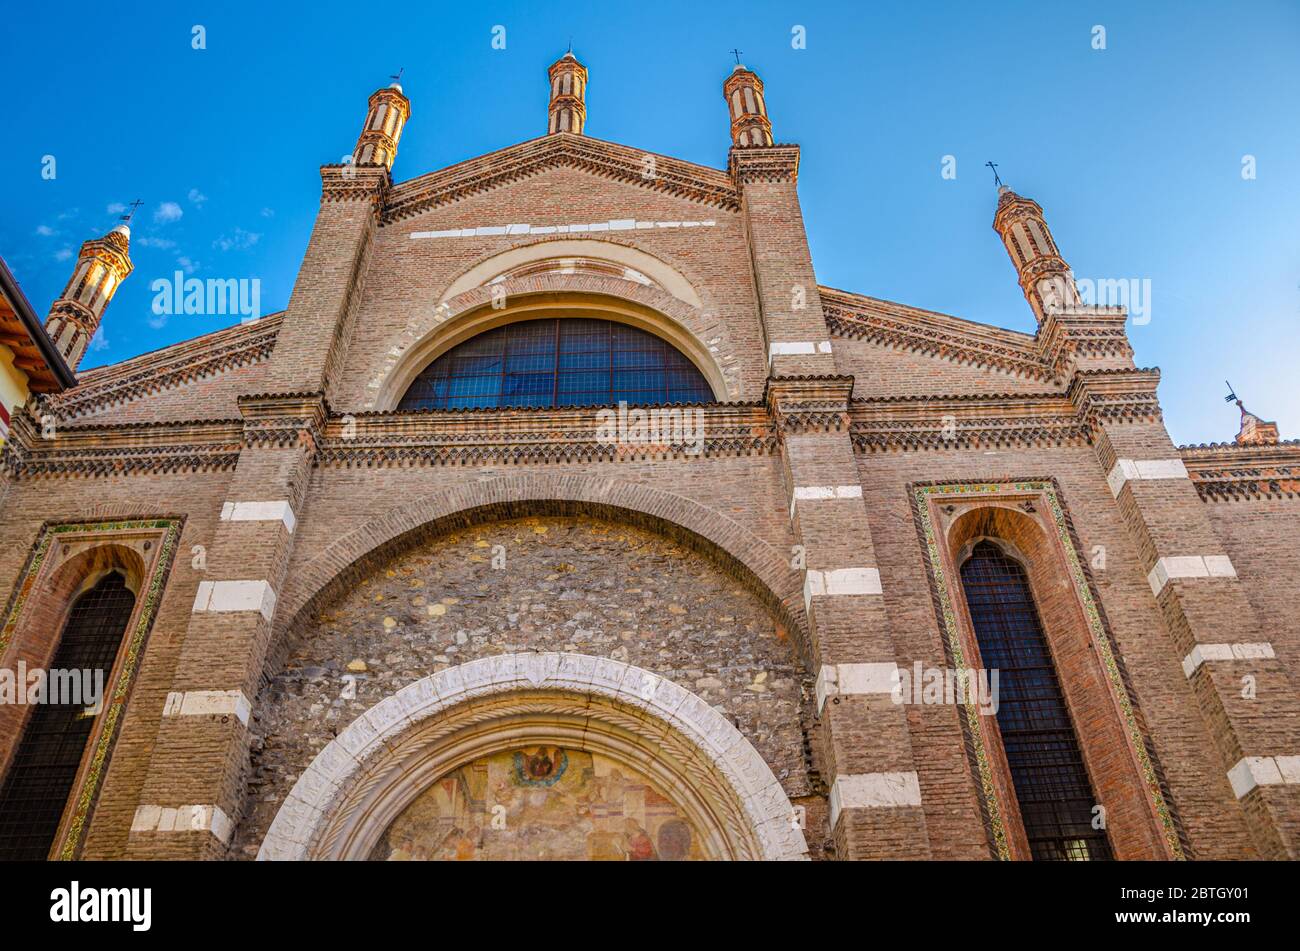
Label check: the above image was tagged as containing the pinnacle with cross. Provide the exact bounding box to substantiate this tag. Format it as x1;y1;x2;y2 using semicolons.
730;48;743;66
119;199;143;223
985;162;1003;188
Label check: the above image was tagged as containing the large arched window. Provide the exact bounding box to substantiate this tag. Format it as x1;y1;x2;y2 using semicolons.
396;318;714;410
0;571;136;860
959;541;1112;861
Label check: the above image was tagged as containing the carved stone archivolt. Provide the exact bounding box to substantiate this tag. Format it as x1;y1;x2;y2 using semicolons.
257;653;809;861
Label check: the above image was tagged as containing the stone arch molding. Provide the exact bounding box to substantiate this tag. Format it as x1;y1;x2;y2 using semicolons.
365;271;745;410
257;653;810;861
274;472;806;644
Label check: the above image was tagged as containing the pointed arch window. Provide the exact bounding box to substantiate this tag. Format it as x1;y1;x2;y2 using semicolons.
959;541;1113;861
396;317;714;410
0;571;137;860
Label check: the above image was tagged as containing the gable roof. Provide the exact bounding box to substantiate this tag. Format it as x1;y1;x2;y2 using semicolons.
0;255;74;392
384;133;740;223
820;285;1055;383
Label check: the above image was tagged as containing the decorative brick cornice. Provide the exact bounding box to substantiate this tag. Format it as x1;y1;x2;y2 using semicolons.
820;287;1055;383
1066;368;1163;428
1036;308;1134;376
850;393;1090;452
51;314;283;420
384;135;740;222
1;414;242;479
728;145;800;185
320;164;390;206
316;403;775;468
765;375;853;434
237;392;329;447
1179;440;1300;501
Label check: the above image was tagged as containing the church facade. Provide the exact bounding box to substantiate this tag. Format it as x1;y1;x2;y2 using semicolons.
1;52;1298;862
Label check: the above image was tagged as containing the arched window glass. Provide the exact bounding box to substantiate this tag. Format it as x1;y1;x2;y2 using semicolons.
0;571;136;860
397;318;714;410
959;541;1113;861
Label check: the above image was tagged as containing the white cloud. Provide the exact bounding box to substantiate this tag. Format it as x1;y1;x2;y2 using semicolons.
154;201;183;224
137;237;177;250
187;188;208;207
260;207;275;218
107;202;127;215
54;248;73;262
212;228;261;252
35;224;55;237
89;328;109;352
177;255;198;274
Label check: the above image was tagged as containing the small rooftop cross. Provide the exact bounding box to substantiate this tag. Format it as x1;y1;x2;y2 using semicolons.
1225;381;1239;404
119;199;143;223
730;48;743;65
389;67;404;85
985;161;1003;188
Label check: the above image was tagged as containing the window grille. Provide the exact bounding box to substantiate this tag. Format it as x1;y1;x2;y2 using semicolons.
0;571;136;860
397;317;714;410
959;541;1113;861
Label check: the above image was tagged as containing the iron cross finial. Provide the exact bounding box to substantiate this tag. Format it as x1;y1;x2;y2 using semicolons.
120;199;143;223
985;161;1003;188
389;67;404;85
730;48;743;65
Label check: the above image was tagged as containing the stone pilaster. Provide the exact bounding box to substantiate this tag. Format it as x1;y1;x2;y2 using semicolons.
264;165;386;399
1074;370;1300;858
731;147;836;378
768;377;930;859
128;394;324;858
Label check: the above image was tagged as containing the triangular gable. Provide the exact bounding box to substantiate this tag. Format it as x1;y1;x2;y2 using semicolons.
384;133;740;223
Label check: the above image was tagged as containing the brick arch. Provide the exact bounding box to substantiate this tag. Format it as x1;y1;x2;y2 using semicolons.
364;272;744;410
273;473;807;656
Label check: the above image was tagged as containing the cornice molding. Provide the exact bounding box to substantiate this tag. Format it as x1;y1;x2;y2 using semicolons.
1179;440;1300;501
850;393;1090;452
820;287;1055;383
728;145;800;185
52;314;283;420
384;135;740;223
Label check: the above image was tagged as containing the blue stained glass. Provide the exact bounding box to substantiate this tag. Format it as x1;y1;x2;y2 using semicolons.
397;318;713;410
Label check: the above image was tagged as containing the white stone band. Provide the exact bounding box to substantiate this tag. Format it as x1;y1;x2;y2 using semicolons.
1147;555;1236;596
768;340;833;361
411;218;716;239
220;500;297;533
1227;755;1300;799
192;580;277;622
1106;458;1190;498
790;485;863;517
829;772;922;825
803;568;882;614
163;689;252;726
131;804;232;843
1182;642;1275;678
816;663;898;713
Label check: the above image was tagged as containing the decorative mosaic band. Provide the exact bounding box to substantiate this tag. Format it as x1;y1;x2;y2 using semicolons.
912;481;1185;860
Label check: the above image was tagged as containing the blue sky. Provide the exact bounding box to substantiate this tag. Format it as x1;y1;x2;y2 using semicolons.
1;0;1296;445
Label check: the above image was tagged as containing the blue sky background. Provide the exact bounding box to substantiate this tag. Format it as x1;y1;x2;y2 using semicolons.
1;0;1296;445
